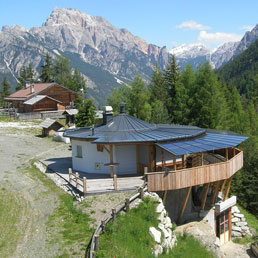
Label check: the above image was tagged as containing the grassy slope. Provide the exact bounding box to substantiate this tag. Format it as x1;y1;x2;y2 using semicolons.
24;165;95;257
0;189;28;258
97;198;214;258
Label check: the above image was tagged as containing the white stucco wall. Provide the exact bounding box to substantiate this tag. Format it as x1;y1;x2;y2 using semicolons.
72;140;137;175
72;140;110;174
115;145;137;174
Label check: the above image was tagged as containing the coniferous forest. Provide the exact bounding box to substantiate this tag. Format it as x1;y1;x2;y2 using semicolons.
108;54;258;218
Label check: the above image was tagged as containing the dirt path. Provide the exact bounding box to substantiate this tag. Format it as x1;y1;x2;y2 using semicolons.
0;126;70;258
221;241;255;258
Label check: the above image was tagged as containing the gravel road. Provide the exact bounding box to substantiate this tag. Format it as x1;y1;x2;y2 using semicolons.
0;124;70;258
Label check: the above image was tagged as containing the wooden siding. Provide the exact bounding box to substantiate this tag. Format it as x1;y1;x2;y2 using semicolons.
147;149;243;192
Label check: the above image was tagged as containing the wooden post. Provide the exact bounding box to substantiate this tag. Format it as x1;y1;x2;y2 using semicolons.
144;167;148;183
233;147;236;157
75;172;79;188
200;183;210;210
101;220;106;233
177;186;192;223
225;148;229;161
83;177;87;194
220;179;226;193
139;187;144;199
210;181;221;204
94;234;99;251
148;145;156;172
201;152;204;166
69;168;72;183
223;176;233;201
182;155;185;168
173;155;177;171
113;174;118;190
112;208;117;221
161;149;165;168
163;190;168;204
125;197;130;212
109;145;114;177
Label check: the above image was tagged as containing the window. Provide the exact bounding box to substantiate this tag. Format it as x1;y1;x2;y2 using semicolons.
76;145;83;158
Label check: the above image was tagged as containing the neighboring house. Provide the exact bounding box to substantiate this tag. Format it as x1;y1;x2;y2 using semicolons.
63;109;78;125
40;118;63;136
64;103;248;245
4;83;77;113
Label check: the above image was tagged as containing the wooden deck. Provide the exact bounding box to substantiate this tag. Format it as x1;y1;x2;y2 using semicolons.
147;149;243;192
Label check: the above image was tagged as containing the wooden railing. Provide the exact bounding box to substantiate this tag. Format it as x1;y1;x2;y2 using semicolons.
147;149;243;192
87;184;147;258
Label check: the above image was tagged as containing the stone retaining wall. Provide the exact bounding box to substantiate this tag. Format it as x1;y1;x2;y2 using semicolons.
231;206;252;238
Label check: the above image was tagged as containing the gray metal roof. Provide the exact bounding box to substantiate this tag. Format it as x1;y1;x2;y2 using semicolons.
64;113;205;143
24;95;62;105
63;109;78;115
40;118;63;129
156;133;248;156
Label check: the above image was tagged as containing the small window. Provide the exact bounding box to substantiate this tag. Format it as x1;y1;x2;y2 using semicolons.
76;145;83;158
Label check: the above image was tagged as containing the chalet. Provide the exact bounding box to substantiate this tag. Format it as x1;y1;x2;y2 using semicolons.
64;103;248;245
4;83;77;113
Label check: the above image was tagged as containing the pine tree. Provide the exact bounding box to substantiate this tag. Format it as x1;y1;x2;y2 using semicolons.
16;64;36;90
40;53;53;83
53;56;71;87
150;99;170;124
76;99;96;127
1;75;11;98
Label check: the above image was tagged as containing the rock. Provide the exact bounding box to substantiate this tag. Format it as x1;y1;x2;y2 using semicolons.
232;226;242;232
149;192;160;202
158;223;165;231
161;227;170;238
241;217;246;222
165;222;173;229
232;217;240;223
164;216;171;224
215;237;220;247
232;206;240;213
156;203;164;213
149;227;161;243
235;221;247;227
158;212;164;222
153;244;163;257
234;213;244;218
242;226;249;231
232;231;242;237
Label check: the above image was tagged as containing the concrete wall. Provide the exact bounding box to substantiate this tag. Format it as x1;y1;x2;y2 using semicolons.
72;141;137;175
163;188;193;223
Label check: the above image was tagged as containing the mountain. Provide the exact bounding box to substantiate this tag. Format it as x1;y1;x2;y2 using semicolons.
170;24;258;71
217;38;258;97
0;8;170;104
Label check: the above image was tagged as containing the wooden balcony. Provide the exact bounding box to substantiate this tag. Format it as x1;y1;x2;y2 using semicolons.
147;148;243;192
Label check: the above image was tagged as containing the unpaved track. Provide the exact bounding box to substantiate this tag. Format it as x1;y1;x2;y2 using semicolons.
0;127;70;258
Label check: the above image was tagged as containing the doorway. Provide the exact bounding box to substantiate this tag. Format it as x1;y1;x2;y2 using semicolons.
216;208;231;245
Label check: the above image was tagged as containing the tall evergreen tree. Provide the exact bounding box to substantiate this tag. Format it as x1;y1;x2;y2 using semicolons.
40;53;53;83
53;56;71;87
76;99;96;127
16;64;36;90
1;75;11;98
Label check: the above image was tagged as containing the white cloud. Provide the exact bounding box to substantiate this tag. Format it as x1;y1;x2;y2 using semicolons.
239;25;254;31
198;30;242;45
175;20;211;31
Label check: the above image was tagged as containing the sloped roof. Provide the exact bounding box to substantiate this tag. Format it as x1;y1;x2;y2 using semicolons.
64;113;206;144
63;109;78;115
4;83;54;101
24;95;62;105
40;118;63;129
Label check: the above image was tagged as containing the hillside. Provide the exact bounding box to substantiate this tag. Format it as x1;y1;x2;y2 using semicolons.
0;8;170;104
217;39;258;97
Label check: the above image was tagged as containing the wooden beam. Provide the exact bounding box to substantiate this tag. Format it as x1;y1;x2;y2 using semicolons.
173;155;177;171
161;149;165;168
223;176;233;201
103;145;110;153
182;155;186;168
220;179;226;193
200;183;210;210
109;145;114;177
162;190;168;204
210;181;221;204
177;186;192;224
233;147;236;156
225;148;229;161
201;152;204;166
148;145;155;172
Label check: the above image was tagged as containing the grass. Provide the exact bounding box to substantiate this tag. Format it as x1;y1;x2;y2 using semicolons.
0;114;18;122
0;189;27;258
97;197;159;258
172;234;215;258
24;164;95;257
232;205;258;245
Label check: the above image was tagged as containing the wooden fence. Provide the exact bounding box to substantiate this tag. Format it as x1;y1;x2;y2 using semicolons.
87;184;147;258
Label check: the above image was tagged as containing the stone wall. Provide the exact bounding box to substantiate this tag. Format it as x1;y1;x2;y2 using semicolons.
231;206;252;238
144;192;177;257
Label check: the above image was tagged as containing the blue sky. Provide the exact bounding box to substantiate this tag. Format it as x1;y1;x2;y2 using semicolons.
0;0;257;50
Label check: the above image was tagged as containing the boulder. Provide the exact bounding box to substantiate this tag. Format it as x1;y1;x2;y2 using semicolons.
161;227;170;239
232;206;240;213
232;231;242;237
158;223;165;231
153;244;163;257
232;226;242;232
241;217;246;222
235;221;247;227
232;217;240;223
149;227;161;243
234;213;244;218
156;202;164;213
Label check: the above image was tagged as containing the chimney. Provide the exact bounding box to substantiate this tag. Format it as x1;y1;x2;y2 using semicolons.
103;106;113;125
30;85;35;94
120;102;126;114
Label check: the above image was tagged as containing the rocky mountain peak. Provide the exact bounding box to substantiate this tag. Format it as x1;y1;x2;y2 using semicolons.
1;24;28;33
42;7;109;29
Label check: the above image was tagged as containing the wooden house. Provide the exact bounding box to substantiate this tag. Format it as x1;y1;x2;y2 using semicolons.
64;103;248;245
4;83;77;113
40;118;63;136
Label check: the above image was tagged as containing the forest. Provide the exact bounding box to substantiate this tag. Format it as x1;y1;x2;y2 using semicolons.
107;56;258;218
